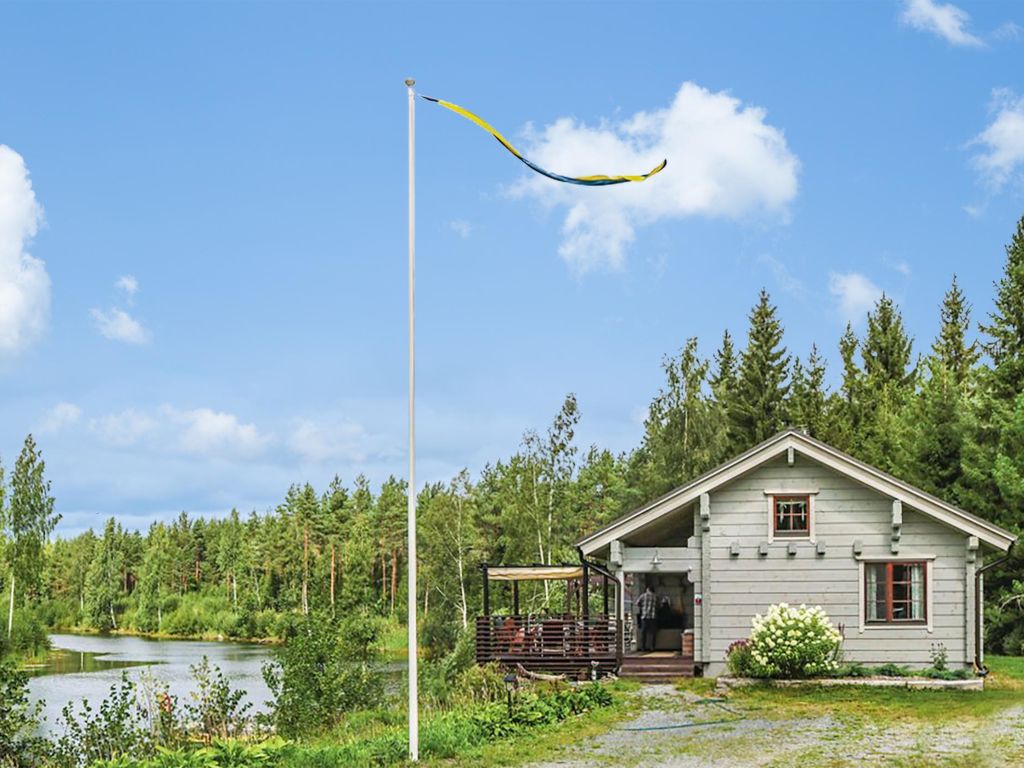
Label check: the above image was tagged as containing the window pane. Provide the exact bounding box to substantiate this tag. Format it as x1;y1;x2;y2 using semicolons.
910;564;924;620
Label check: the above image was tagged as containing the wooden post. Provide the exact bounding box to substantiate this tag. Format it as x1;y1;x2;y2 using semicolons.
602;574;609;615
482;565;490;616
512;581;519;616
582;560;590;619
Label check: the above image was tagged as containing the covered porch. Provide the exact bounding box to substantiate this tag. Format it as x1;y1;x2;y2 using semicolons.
474;562;621;678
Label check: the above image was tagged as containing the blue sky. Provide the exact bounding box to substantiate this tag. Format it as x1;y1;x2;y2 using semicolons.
1;1;1022;535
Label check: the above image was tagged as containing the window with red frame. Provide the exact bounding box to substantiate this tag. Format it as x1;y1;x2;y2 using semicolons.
773;495;810;537
865;561;926;624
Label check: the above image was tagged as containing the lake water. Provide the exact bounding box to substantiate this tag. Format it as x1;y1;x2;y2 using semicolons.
27;634;274;737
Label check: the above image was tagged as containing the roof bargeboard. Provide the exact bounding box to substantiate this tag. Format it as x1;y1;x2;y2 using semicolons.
577;429;1016;556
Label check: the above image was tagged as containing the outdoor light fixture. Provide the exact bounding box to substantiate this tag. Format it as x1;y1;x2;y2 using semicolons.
650;548;662;567
503;673;518;718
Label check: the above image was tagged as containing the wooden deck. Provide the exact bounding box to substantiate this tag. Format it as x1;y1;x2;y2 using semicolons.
475;615;620;678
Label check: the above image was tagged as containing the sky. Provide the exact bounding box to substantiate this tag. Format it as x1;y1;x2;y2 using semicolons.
0;0;1023;536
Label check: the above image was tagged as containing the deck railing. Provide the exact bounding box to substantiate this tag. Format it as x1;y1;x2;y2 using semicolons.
475;614;619;677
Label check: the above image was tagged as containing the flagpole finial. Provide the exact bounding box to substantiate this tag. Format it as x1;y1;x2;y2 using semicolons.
404;78;416;87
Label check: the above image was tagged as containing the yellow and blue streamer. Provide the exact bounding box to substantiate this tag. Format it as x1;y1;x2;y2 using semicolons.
422;96;667;186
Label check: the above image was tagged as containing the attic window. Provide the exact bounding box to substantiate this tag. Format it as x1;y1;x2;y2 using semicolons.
773;496;810;537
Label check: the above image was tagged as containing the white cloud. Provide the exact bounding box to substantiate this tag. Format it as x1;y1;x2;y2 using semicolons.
90;408;159;446
993;21;1022;42
116;275;139;298
91;307;150;345
963;202;985;218
88;404;269;458
163;406;270;458
757;254;806;296
829;272;883;324
891;261;912;277
969;89;1024;191
0;146;49;355
510;82;800;272
287;418;375;463
900;0;984;47
449;219;472;239
38;402;82;434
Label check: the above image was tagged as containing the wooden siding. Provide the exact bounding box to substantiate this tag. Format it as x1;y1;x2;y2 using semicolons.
701;454;973;676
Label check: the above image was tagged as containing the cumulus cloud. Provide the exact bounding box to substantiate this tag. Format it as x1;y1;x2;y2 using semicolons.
510;82;800;272
969;89;1024;191
0;146;49;355
91;307;150;345
88;404;269;458
900;0;984;47
829;272;883;324
38;402;82;434
116;275;139;298
285;417;395;464
164;406;270;458
449;219;472;239
90;408;159;446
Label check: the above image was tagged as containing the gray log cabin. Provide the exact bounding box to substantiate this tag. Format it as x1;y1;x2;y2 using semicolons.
577;429;1017;678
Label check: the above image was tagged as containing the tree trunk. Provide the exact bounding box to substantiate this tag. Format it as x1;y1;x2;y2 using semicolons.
302;526;310;616
110;600;118;630
232;574;238;610
390;548;398;615
7;572;14;640
329;544;336;615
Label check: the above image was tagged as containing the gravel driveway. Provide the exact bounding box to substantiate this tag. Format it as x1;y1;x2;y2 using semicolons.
524;684;1024;768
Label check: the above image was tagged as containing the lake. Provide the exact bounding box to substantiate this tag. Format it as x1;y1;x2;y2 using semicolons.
27;634;274;737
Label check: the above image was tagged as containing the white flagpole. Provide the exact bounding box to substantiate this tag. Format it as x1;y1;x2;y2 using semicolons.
404;76;419;763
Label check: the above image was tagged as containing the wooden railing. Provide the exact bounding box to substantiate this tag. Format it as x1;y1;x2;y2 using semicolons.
475;614;619;677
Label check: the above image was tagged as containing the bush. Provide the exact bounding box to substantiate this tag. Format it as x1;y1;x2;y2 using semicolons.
874;662;912;677
725;639;754;677
747;603;842;679
263;610;385;738
0;661;47;768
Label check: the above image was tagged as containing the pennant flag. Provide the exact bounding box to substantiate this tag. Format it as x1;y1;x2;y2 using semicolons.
422;96;667;186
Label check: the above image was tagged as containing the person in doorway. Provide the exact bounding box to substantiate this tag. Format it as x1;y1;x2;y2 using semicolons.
636;585;658;652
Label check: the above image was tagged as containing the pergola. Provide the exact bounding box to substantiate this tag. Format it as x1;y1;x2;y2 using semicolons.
475;560;621;677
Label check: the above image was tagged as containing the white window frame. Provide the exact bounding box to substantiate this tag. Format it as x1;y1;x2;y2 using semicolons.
856;556;934;634
764;489;818;544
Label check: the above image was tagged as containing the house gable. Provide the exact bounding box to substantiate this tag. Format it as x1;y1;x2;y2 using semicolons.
578;429;1016;556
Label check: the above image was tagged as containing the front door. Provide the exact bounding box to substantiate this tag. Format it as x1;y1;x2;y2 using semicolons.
625;572;693;654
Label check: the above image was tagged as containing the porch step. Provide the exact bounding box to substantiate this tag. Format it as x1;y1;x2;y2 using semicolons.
618;656;695;680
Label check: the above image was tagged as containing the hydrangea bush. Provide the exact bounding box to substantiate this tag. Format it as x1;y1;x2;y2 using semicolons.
745;603;843;679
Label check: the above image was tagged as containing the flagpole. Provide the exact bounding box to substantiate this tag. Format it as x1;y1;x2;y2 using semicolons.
404;76;419;763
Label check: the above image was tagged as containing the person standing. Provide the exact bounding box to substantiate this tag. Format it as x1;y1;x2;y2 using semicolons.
636;585;658;652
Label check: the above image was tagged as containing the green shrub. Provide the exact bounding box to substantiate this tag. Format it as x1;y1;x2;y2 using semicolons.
747;603;843;679
51;673;153;767
0;661;47;768
834;662;870;677
725;639;754;677
874;663;912;677
263;610;385;738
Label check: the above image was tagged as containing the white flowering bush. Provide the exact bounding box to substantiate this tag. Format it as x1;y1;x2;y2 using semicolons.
747;603;842;679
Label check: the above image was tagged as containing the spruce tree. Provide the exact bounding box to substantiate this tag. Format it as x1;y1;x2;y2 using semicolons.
933;275;979;389
730;290;791;449
789;345;828;438
862;294;916;392
980;215;1024;399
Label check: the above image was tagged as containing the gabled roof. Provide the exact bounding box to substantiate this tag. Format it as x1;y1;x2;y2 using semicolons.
578;429;1017;555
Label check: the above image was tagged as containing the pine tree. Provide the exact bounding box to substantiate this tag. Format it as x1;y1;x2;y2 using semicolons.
730;290;791;449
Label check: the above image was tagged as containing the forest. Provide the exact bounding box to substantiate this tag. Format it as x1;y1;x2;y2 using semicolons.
2;216;1024;663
